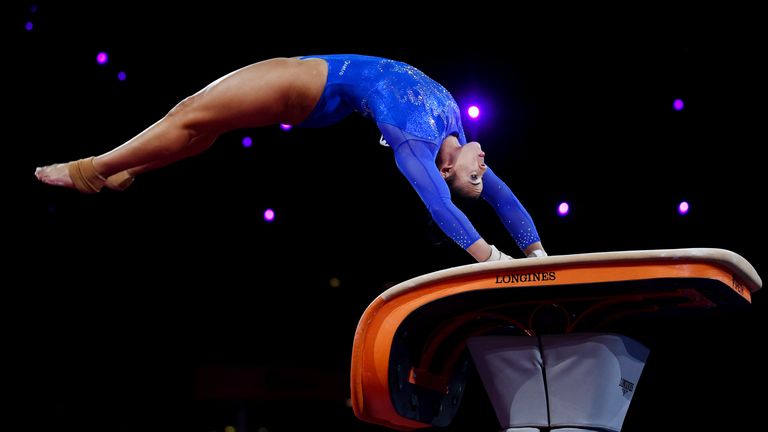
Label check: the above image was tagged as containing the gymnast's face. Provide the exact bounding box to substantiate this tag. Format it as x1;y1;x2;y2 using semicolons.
448;141;487;199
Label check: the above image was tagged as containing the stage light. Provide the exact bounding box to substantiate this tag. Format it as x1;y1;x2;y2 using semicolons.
557;202;570;217
263;208;275;222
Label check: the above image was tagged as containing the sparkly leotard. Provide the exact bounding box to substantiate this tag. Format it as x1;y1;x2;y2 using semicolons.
299;54;540;251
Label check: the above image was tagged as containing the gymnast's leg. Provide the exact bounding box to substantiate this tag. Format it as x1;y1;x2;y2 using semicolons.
35;57;327;193
102;132;219;190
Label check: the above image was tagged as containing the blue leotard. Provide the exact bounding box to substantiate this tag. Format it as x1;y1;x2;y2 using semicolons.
299;54;540;251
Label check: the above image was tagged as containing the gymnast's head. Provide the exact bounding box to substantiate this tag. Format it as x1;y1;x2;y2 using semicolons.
439;139;487;199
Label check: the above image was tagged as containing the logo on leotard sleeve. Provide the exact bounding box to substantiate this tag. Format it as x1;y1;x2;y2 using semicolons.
619;378;635;395
339;60;350;76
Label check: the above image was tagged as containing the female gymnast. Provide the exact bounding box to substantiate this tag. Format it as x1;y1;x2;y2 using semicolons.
35;54;546;262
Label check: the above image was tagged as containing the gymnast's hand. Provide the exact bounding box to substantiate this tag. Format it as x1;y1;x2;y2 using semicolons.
484;245;513;261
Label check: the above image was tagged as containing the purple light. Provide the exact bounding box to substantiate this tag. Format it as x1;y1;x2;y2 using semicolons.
117;71;127;81
241;136;253;148
467;105;480;119
25;21;33;31
263;208;275;222
280;123;292;131
673;99;684;111
557;202;570;216
31;4;38;13
678;201;689;215
96;52;108;65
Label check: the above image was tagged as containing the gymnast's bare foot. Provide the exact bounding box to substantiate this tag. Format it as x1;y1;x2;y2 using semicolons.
36;157;106;193
35;163;74;189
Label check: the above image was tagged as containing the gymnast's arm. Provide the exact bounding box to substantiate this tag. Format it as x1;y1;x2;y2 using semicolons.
480;167;547;257
392;140;507;262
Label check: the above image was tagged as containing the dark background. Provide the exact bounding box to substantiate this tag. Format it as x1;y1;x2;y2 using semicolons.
15;2;764;431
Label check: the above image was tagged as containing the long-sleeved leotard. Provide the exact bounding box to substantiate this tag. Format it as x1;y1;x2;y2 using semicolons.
298;54;540;251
